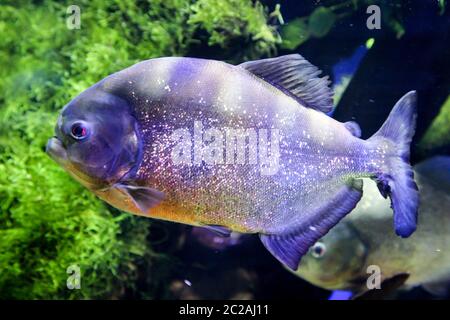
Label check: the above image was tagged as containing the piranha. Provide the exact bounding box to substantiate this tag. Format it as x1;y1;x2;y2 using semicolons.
46;54;419;270
293;157;450;296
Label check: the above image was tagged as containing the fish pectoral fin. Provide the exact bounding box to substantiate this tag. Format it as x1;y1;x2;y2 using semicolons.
202;225;232;237
238;54;333;113
353;273;410;300
260;179;363;271
115;184;165;214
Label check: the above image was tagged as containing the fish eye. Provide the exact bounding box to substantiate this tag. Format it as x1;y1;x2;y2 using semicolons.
311;242;326;258
70;122;89;140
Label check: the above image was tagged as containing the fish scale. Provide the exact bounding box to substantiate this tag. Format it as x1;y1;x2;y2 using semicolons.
111;59;367;222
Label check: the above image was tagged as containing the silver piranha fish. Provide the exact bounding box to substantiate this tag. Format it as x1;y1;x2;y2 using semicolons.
46;55;419;269
293;157;450;295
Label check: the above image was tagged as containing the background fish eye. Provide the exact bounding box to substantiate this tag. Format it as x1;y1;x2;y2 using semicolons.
311;242;326;258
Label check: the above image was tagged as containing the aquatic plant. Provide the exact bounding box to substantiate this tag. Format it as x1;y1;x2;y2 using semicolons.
0;137;152;299
0;0;277;299
439;0;447;15
279;0;446;50
418;95;450;156
188;0;281;59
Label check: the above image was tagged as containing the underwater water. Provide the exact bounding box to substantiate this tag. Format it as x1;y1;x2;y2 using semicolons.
0;0;449;301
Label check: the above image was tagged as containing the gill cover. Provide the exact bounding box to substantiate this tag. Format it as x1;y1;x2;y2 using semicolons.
55;89;141;184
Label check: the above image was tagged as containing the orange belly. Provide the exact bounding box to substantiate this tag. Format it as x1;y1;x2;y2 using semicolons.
94;187;200;226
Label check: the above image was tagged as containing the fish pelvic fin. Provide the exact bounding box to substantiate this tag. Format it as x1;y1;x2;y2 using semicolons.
201;224;232;237
368;91;419;238
260;179;363;271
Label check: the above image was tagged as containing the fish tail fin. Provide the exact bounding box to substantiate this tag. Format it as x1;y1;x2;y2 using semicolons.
368;91;419;237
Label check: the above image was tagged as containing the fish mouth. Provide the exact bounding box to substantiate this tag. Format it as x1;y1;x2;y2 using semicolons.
46;137;105;190
46;137;68;166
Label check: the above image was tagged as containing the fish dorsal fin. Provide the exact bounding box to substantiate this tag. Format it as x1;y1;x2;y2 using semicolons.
239;54;334;113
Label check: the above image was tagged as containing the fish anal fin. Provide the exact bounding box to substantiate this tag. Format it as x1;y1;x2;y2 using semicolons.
239;54;334;113
115;183;165;214
260;179;363;270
